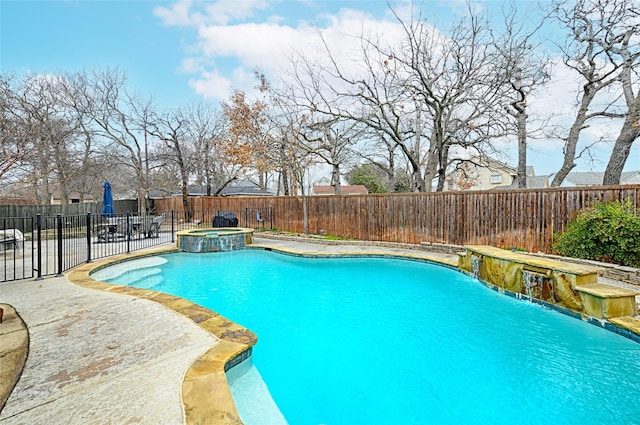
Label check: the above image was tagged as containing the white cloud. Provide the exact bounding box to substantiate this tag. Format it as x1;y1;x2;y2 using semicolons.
197;22;298;63
167;4;408;100
189;69;233;99
202;0;270;25
154;0;202;27
154;0;270;27
179;57;204;74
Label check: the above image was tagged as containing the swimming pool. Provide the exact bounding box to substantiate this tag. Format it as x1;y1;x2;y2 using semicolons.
93;250;640;425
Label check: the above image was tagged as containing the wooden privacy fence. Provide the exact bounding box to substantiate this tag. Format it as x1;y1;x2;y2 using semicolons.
0;199;139;219
154;185;640;253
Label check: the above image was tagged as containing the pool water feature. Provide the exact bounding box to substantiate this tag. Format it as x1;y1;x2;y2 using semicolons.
95;250;640;425
176;228;254;252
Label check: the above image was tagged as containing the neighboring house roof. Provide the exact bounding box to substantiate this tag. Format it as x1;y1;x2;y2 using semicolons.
622;171;640;185
561;171;640;187
50;190;95;201
219;185;275;197
150;183;275;198
496;174;550;190
313;185;369;195
475;156;517;176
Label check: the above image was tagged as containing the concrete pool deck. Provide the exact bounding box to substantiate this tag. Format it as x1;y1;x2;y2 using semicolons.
1;236;638;424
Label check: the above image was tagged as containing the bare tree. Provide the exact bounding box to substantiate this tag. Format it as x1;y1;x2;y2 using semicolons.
601;0;640;184
288;3;514;192
269;91;319;232
493;6;550;188
182;103;228;196
79;68;157;211
1;74;83;203
0;75;33;180
58;72;115;202
396;4;517;191
284;43;391;194
148;110;194;219
548;0;635;187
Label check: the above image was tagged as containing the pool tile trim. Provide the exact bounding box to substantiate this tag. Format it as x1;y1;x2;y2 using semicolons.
248;243;460;268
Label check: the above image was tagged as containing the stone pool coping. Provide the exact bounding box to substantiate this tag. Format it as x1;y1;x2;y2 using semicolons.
65;245;256;425
0;304;28;412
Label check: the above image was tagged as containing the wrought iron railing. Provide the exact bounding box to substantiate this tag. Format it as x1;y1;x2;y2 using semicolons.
0;208;274;283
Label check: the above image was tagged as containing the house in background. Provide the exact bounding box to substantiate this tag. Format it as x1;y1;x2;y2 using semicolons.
219;183;275;197
495;169;550;190
444;156;549;191
559;171;640;187
313;185;369;195
150;181;275;199
49;190;95;205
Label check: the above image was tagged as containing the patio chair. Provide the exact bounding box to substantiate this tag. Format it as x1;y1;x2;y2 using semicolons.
143;213;165;238
96;217;120;242
0;229;24;252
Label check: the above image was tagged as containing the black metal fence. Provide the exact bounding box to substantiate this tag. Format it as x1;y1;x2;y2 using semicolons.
1;216;34;282
0;207;273;283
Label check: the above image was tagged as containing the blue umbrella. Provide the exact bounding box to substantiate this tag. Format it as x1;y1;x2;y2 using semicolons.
101;181;115;216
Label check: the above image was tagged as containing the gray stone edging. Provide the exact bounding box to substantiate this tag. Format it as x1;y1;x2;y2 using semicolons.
255;232;640;288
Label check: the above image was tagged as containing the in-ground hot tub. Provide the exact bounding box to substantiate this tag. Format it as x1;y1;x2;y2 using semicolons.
176;228;254;253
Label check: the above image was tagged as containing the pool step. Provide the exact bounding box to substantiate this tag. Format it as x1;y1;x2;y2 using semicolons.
114;267;163;288
125;273;164;290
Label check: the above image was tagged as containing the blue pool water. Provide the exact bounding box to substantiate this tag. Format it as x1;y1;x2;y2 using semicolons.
94;250;640;425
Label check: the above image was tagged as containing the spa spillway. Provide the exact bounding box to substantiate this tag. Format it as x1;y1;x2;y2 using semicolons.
176;228;254;252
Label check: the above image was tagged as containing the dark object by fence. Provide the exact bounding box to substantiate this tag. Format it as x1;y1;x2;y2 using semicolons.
101;181;115;216
212;211;239;227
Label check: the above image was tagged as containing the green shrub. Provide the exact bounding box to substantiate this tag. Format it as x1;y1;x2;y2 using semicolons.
552;199;640;268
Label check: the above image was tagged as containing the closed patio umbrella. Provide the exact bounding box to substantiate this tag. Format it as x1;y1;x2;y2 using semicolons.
101;182;115;216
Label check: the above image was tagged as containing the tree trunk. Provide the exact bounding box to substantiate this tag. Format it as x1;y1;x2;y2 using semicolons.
179;158;192;221
603;114;640;185
550;86;595;187
331;164;341;194
517;109;527;188
282;168;290;196
302;190;309;234
435;143;450;192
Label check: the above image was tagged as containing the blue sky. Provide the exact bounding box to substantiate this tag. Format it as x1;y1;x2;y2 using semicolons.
1;0;638;176
0;1;527;105
1;0;396;106
2;0;197;106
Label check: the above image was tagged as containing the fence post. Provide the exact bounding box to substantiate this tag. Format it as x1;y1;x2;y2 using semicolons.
56;214;63;277
171;210;175;243
244;208;248;227
86;213;92;263
270;207;273;230
36;214;42;280
126;211;131;254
